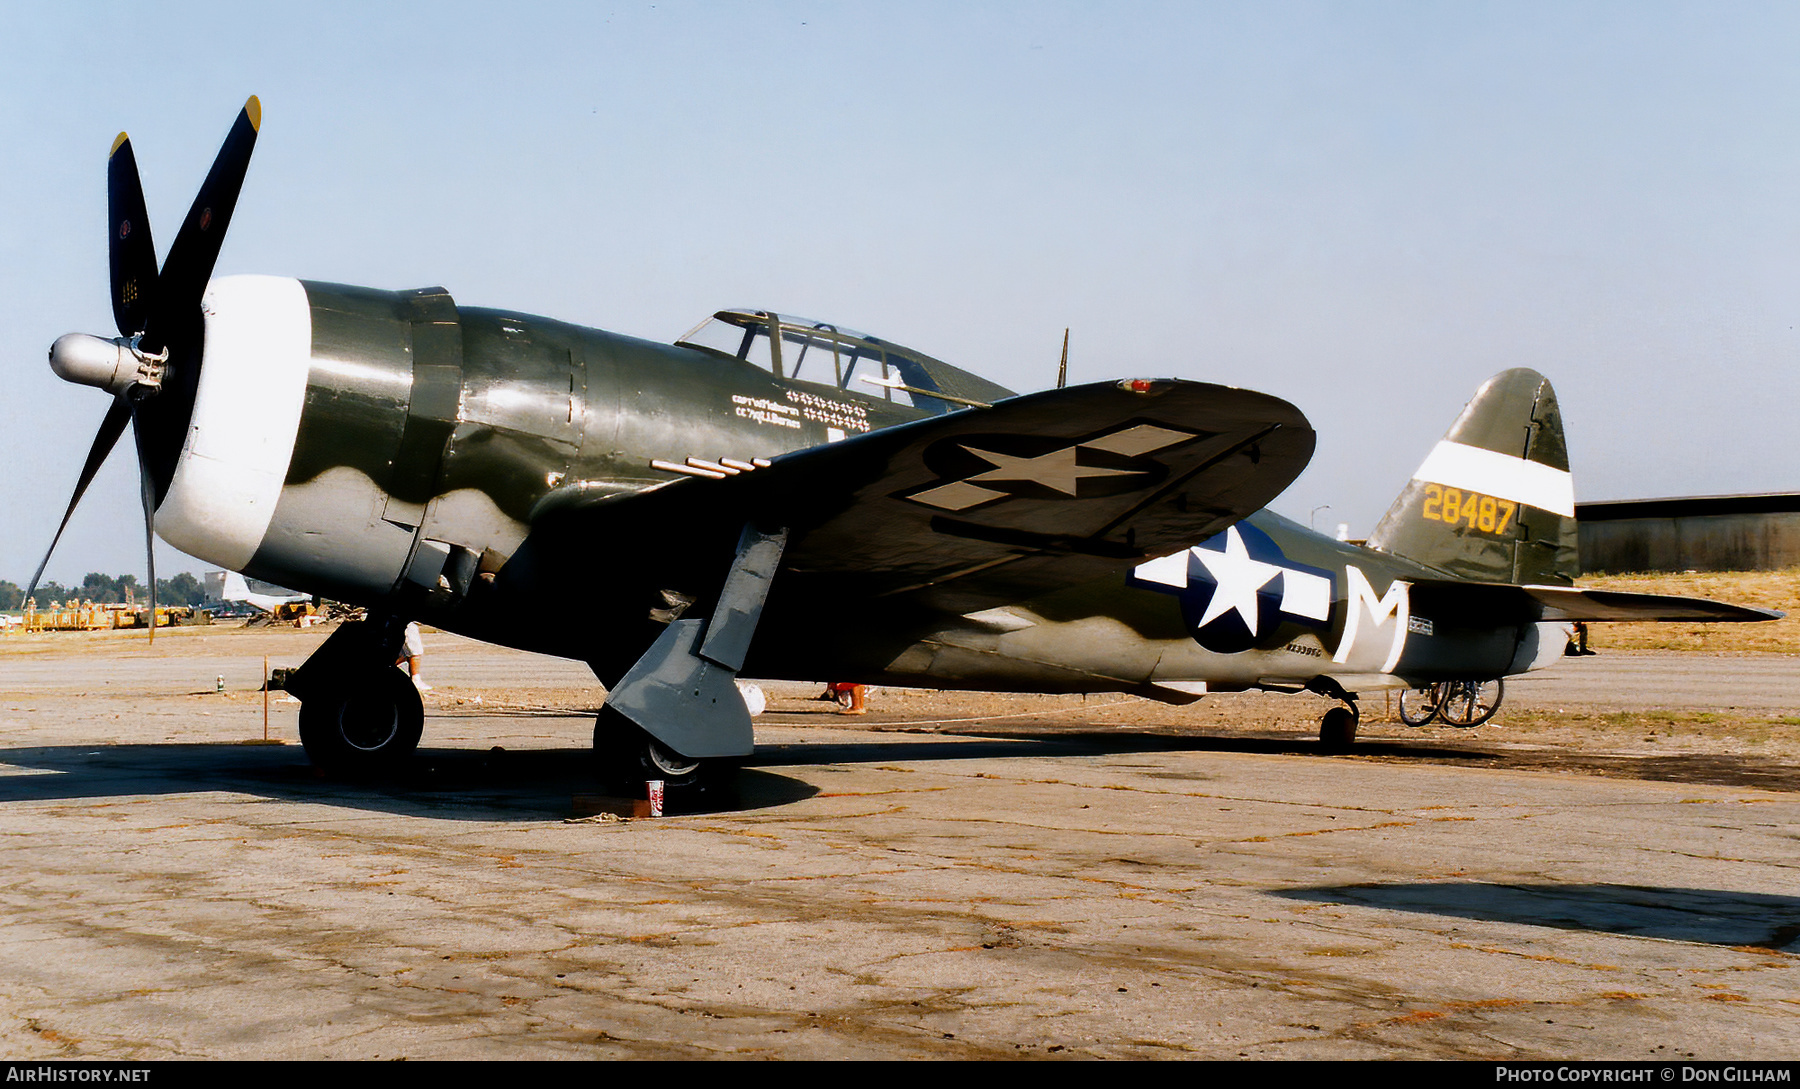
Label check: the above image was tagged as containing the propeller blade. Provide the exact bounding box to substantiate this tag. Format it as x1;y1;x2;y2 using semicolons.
24;399;132;603
128;397;159;643
144;95;260;353
133;96;261;502
107;133;158;338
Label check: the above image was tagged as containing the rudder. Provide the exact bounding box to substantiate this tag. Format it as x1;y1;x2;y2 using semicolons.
1365;368;1578;585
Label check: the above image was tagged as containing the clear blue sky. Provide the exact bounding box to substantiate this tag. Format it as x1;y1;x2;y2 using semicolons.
3;1;1796;584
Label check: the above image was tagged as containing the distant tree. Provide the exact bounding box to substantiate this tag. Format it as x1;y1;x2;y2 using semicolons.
157;573;204;606
8;573;199;607
31;581;72;605
80;572;122;603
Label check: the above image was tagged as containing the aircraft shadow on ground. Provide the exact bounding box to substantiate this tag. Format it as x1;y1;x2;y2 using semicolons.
0;743;818;821
747;730;1490;767
1273;882;1800;950
0;726;1506;822
0;729;1472;822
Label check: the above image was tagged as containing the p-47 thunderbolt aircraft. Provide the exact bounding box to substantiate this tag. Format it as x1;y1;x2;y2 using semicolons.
34;100;1779;787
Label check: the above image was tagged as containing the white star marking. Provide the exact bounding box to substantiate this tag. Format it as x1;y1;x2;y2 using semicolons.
960;443;1144;495
1191;525;1283;634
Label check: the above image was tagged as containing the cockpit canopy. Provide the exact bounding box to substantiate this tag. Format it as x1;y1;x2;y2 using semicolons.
676;309;1015;415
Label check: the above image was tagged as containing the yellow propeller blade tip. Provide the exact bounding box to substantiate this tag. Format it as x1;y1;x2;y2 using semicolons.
245;95;261;131
110;131;129;156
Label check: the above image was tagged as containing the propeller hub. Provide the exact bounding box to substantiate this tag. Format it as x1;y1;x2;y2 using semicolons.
48;332;165;396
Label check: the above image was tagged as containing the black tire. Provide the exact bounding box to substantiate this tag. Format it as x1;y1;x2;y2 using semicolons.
298;667;424;775
1397;685;1442;727
1437;678;1504;727
1319;705;1358;752
592;707;735;795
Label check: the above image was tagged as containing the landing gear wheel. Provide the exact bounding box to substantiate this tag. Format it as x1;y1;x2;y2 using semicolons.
592;707;736;796
1398;685;1442;726
1436;679;1504;727
1319;705;1359;752
298;667;424;775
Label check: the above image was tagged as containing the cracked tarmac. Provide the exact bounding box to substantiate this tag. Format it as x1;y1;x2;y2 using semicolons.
0;627;1795;1059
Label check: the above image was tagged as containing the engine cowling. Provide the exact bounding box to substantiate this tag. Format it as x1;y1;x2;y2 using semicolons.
157;275;605;609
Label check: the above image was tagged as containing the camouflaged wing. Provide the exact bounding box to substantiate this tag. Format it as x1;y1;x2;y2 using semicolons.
524;378;1313;616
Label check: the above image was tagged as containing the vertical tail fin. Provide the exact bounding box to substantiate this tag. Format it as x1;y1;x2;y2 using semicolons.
1365;368;1579;585
221;570;252;601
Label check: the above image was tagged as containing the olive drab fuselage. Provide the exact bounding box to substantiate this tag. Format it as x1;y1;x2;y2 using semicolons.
170;278;1566;702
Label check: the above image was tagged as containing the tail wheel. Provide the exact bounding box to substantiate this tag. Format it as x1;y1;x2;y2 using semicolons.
1397;686;1442;726
298;667;424;775
1437;679;1504;727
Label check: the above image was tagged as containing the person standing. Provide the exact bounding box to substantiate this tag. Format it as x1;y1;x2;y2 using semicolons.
398;621;431;691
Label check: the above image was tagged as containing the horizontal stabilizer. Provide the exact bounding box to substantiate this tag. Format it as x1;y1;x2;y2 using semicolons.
1523;586;1783;623
1410;578;1783;625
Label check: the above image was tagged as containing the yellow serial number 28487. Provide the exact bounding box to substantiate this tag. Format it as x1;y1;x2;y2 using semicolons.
1420;484;1516;535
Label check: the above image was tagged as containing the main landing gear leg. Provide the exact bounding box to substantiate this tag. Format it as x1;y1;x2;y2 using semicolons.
595;524;788;796
1318;700;1360;753
284;614;424;776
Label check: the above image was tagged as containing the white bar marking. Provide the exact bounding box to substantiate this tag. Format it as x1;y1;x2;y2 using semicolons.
910;480;1001;510
1133;551;1188;589
1413;440;1574;517
1083;424;1191;457
1279;569;1333;621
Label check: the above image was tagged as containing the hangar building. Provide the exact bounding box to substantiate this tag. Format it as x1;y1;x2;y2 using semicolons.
1577;493;1800;574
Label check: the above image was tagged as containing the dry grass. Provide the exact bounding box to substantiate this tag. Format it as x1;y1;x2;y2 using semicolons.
1496;708;1800;752
1577;568;1800;654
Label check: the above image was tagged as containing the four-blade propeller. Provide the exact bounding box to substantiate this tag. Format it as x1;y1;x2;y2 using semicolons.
32;97;261;638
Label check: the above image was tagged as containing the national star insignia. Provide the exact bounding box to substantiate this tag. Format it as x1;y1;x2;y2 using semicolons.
959;443;1143;496
1189;525;1282;634
1128;521;1338;653
906;423;1193;512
